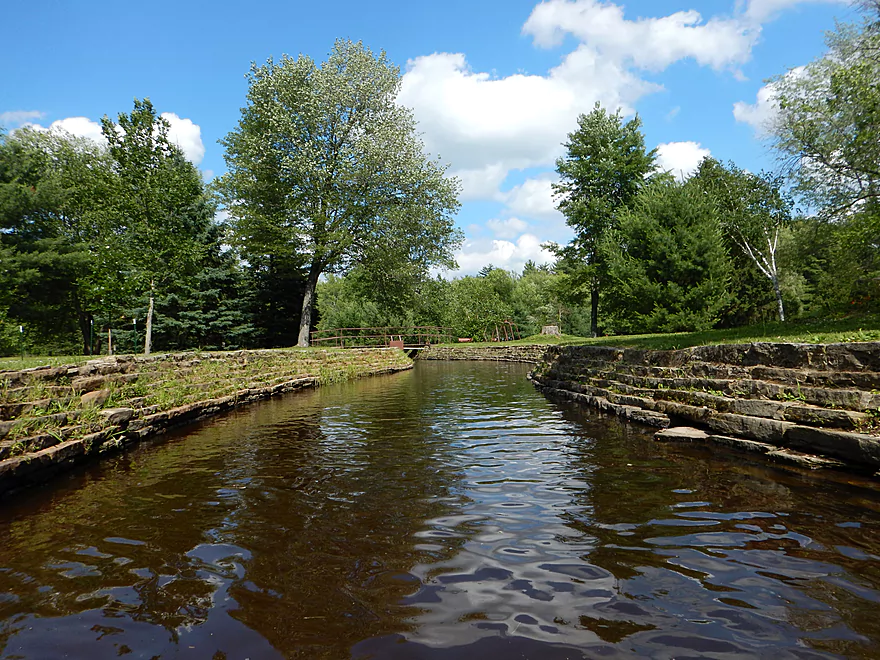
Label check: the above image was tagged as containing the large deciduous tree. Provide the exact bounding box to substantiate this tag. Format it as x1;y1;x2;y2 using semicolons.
771;12;880;218
553;103;656;337
218;39;461;347
100;99;210;355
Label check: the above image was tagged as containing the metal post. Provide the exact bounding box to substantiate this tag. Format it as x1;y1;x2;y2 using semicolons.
19;325;24;361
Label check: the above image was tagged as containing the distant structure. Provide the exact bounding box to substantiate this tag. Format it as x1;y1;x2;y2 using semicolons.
541;325;561;336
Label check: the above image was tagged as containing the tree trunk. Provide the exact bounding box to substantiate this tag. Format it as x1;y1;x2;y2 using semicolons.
78;312;92;356
145;281;154;356
297;264;322;347
772;275;786;322
590;280;599;338
107;328;113;356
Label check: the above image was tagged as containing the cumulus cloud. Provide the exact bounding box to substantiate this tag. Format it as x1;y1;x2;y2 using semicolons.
452;164;510;201
402;0;830;205
20;112;206;165
656;141;712;180
501;177;561;220
733;66;805;135
0;110;45;127
161;112;205;165
523;0;758;72
23;116;108;145
453;234;555;275
486;217;529;239
399;47;659;196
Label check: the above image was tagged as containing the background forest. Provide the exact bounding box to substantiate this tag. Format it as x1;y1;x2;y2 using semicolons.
1;4;878;356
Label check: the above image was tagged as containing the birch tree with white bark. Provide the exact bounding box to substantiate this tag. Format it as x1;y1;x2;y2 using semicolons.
694;158;793;322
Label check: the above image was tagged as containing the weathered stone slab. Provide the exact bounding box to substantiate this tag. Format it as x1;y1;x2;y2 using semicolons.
729;398;788;420
629;409;670;428
705;412;795;444
782;405;867;429
81;389;111;407
708;435;778;453
99;408;134;426
766;448;847;470
654;427;709;442
71;375;108;392
653;400;713;424
785;426;880;467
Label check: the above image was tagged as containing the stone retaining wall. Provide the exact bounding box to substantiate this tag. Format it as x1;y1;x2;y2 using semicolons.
531;343;880;475
420;344;550;363
0;349;412;498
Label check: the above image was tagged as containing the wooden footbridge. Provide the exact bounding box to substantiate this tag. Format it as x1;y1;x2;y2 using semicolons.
310;326;457;353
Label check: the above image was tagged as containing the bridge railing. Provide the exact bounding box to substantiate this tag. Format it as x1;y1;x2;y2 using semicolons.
310;326;457;348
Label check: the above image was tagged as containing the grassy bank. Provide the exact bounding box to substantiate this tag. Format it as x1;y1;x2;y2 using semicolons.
1;348;411;459
443;315;880;352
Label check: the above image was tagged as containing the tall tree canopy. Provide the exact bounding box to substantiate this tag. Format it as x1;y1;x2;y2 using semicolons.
769;4;880;311
100;99;211;355
218;39;462;346
771;11;880;218
553;103;656;337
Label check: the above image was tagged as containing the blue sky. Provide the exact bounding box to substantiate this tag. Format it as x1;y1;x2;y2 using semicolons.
1;0;859;274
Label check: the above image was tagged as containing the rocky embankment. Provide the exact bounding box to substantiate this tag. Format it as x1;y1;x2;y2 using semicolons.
531;343;880;475
0;348;412;497
420;344;549;363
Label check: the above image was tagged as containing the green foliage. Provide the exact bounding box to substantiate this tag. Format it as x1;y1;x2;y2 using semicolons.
553;103;657;336
769;10;880;314
218;40;462;346
602;179;731;333
692;158;793;322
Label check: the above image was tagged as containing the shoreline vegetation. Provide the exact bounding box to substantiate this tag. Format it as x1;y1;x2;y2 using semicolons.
433;314;880;352
0;348;412;497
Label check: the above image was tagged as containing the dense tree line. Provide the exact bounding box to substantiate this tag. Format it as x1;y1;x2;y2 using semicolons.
2;6;879;355
0;42;459;356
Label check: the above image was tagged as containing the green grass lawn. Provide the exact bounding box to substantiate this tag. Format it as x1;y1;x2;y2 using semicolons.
5;315;880;369
442;314;880;351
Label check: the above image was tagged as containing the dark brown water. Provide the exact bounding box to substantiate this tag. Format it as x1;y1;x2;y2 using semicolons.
1;361;879;659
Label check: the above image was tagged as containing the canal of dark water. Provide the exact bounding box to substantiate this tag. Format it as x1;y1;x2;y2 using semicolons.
1;361;879;659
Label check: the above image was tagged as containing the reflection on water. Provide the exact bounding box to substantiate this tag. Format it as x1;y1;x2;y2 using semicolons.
0;361;878;659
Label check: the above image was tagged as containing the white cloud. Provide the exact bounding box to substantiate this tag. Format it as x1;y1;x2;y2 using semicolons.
656;141;711;180
523;1;757;72
402;0;826;204
733;66;805;135
486;217;529;239
0;110;45;127
453;234;555;275
23;116;108;145
501;177;561;220
741;0;848;23
399;48;659;196
161;112;205;165
20;112;206;165
452;164;509;201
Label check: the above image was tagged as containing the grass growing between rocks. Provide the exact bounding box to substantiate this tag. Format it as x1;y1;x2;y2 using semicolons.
0;348;411;458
